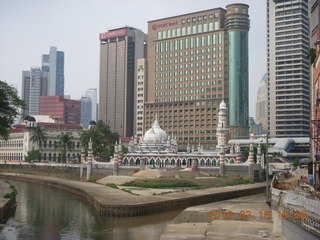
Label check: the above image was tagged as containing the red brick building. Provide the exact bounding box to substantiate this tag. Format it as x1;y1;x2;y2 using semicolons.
40;96;81;124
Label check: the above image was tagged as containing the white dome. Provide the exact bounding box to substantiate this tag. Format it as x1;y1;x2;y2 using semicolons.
219;101;227;109
152;119;168;141
143;128;161;144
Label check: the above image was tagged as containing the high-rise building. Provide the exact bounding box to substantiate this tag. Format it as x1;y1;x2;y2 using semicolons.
80;96;92;128
40;96;81;124
255;73;268;134
21;67;48;118
310;0;320;191
144;4;250;149
85;88;98;122
99;26;147;137
42;46;65;96
267;0;310;137
135;58;147;137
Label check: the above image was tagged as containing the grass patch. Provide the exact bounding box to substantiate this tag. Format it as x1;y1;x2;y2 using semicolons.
4;185;17;199
87;179;98;183
121;188;139;196
105;183;119;189
215;175;228;178
121;181;201;188
218;178;253;187
153;191;174;195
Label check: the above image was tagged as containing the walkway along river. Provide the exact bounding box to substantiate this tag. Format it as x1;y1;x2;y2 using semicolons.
0;180;181;240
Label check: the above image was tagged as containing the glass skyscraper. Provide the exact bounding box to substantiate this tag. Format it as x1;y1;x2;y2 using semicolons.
42;46;65;96
226;4;250;137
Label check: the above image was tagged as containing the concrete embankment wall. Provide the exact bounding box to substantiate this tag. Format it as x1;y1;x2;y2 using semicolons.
0;163;113;180
0;173;265;217
0;180;16;223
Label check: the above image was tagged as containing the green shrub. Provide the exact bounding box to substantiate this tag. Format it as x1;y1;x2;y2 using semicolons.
121;181;201;188
105;183;119;189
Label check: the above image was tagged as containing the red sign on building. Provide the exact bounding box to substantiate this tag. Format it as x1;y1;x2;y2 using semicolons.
99;28;127;40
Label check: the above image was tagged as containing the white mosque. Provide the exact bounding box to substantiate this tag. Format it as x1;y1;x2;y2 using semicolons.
112;101;244;168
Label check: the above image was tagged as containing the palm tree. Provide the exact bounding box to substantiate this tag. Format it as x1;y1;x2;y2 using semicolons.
80;120;119;161
30;125;47;156
55;132;75;163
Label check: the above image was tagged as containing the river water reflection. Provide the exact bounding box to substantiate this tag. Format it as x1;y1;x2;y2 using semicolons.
0;180;182;240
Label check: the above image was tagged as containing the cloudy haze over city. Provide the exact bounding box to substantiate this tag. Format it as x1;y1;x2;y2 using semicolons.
0;0;266;116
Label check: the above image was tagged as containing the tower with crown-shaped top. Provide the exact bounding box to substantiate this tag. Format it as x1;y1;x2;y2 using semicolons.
216;101;229;153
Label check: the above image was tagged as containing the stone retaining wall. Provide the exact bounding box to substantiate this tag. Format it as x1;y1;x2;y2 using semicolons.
0;174;265;217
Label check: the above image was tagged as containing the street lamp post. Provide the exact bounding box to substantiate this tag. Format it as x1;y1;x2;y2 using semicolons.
265;134;270;204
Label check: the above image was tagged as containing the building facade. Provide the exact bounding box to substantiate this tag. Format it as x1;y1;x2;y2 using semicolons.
255;73;268;134
21;67;48;118
42;46;65;96
135;58;147;137
310;0;320;191
85;88;98;122
0;118;82;162
267;0;310;137
80;96;92;128
144;4;250;150
40;96;81;124
99;26;147;137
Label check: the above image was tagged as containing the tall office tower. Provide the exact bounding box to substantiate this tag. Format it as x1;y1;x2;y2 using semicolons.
267;0;310;137
310;0;320;188
80;96;92;128
135;58;147;137
144;4;250;149
255;73;268;134
21;67;48;118
226;4;250;137
85;88;98;122
40;96;81;124
42;46;65;96
99;26;147;137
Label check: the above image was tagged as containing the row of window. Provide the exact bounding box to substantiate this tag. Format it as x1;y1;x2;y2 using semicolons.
157;23;221;40
154;94;223;103
155;72;223;79
156;34;223;53
156;79;222;86
156;84;223;92
155;47;223;60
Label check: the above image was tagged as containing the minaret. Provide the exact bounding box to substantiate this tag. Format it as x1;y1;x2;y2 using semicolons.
216;101;229;153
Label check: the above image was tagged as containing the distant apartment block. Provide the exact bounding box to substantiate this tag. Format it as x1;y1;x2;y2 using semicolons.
40;96;81;124
21;67;48;118
255;73;268;134
85;88;98;122
80;96;92;128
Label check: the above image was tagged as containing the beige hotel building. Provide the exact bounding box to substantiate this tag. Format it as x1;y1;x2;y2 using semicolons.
142;5;250;149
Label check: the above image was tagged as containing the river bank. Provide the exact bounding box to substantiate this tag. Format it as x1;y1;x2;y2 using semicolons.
160;193;287;240
0;180;16;223
0;173;265;217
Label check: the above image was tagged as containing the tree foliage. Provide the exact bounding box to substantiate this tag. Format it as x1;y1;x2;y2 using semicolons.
55;132;75;163
0;80;25;140
30;125;47;153
308;48;316;65
25;149;42;162
80;120;119;161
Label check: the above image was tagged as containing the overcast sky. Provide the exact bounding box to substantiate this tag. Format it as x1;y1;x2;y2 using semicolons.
0;0;266;118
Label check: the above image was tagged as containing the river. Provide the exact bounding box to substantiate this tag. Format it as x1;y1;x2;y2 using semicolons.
0;180;182;240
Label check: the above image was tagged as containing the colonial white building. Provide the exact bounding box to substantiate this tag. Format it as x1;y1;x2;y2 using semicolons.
0;116;82;162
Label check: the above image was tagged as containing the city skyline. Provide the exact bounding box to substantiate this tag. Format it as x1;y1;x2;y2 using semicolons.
0;0;266;118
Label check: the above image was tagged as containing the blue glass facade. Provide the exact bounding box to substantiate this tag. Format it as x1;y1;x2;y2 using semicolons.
228;31;249;127
56;51;64;96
